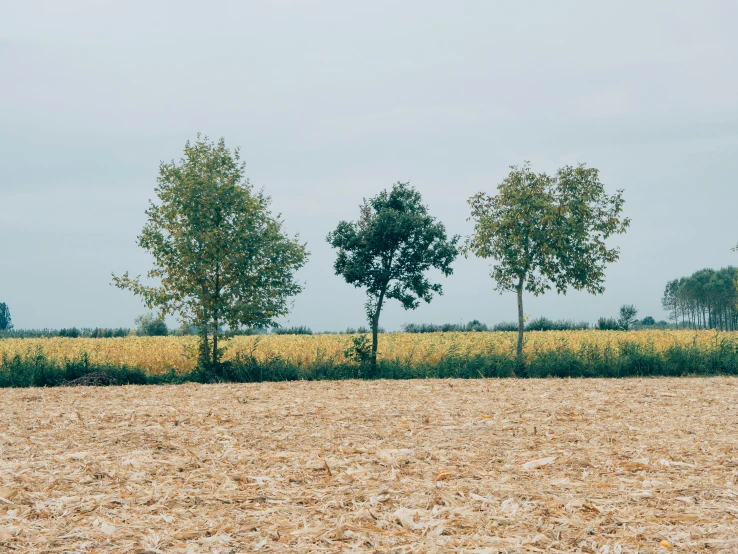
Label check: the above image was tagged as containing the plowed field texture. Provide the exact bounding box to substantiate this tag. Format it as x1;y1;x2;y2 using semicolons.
1;378;737;553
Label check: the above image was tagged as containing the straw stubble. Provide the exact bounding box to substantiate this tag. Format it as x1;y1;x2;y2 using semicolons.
0;378;736;552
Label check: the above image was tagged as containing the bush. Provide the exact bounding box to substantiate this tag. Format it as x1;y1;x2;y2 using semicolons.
0;328;132;339
491;319;590;332
525;317;590;331
597;317;620;330
273;326;313;335
403;320;489;333
343;326;384;334
492;321;519;332
134;313;168;336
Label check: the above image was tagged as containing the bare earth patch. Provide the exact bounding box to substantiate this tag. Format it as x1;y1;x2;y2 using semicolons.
1;378;737;553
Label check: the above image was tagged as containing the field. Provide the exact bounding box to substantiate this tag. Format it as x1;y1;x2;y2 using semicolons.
1;378;736;552
1;330;738;376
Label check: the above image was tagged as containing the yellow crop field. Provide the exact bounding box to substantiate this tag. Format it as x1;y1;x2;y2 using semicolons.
1;330;736;374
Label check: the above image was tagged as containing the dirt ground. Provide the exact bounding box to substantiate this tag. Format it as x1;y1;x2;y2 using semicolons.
1;378;736;553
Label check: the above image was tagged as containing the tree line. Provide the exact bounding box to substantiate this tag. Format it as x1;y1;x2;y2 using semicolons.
108;135;631;374
662;267;738;331
5;135;737;376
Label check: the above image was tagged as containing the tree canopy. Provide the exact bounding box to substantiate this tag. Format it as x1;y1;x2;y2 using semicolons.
661;267;738;330
113;135;308;367
618;304;639;331
327;182;459;368
134;313;169;336
0;303;12;331
465;162;629;368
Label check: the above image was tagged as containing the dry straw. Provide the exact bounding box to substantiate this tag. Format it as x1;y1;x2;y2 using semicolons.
1;377;736;552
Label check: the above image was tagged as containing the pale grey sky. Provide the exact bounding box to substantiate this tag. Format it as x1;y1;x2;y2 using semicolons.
1;1;737;331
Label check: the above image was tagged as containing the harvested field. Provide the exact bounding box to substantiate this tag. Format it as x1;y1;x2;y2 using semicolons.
1;379;737;553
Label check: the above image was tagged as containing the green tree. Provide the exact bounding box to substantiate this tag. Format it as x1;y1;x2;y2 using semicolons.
0;303;12;331
465;162;629;369
113;135;308;367
641;316;656;326
134;313;169;336
327;182;459;369
661;279;680;328
664;267;738;330
618;304;638;330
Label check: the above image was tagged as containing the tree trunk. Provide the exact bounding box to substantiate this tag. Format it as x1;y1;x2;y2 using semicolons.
212;268;221;367
212;320;219;367
370;289;387;371
371;319;379;369
516;276;525;374
199;327;210;368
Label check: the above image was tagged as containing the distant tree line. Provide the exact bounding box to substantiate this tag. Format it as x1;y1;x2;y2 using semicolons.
402;320;490;333
0;327;131;339
661;267;738;330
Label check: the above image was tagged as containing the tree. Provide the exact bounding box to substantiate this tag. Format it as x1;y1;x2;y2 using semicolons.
618;304;638;330
466;162;629;369
661;279;680;328
662;267;738;330
134;313;169;336
641;316;655;326
0;303;12;331
327;182;459;369
113;135;308;367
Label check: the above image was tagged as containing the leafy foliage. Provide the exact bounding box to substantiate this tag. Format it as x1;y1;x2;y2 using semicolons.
327;182;459;366
272;326;313;335
403;320;489;333
662;267;738;330
618;304;639;330
134;313;169;336
0;328;130;339
597;317;620;331
493;318;590;332
343;334;372;365
465;162;630;367
0;303;12;331
113;135;308;367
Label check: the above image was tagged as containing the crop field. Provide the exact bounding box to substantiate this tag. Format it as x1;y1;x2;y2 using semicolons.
1;330;737;375
1;378;736;552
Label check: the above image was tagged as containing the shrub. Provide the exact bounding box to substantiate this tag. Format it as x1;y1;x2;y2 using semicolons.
135;313;169;336
273;326;313;335
403;320;489;333
597;317;620;330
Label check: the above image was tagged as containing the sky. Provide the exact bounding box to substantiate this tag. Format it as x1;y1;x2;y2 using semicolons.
1;0;737;332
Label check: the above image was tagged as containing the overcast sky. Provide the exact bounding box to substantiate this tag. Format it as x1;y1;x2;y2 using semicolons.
1;1;737;331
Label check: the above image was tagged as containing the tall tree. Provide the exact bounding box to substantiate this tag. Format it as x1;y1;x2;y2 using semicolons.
664;267;738;330
0;303;12;331
327;182;459;369
661;279;680;327
466;162;629;369
113;135;308;367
